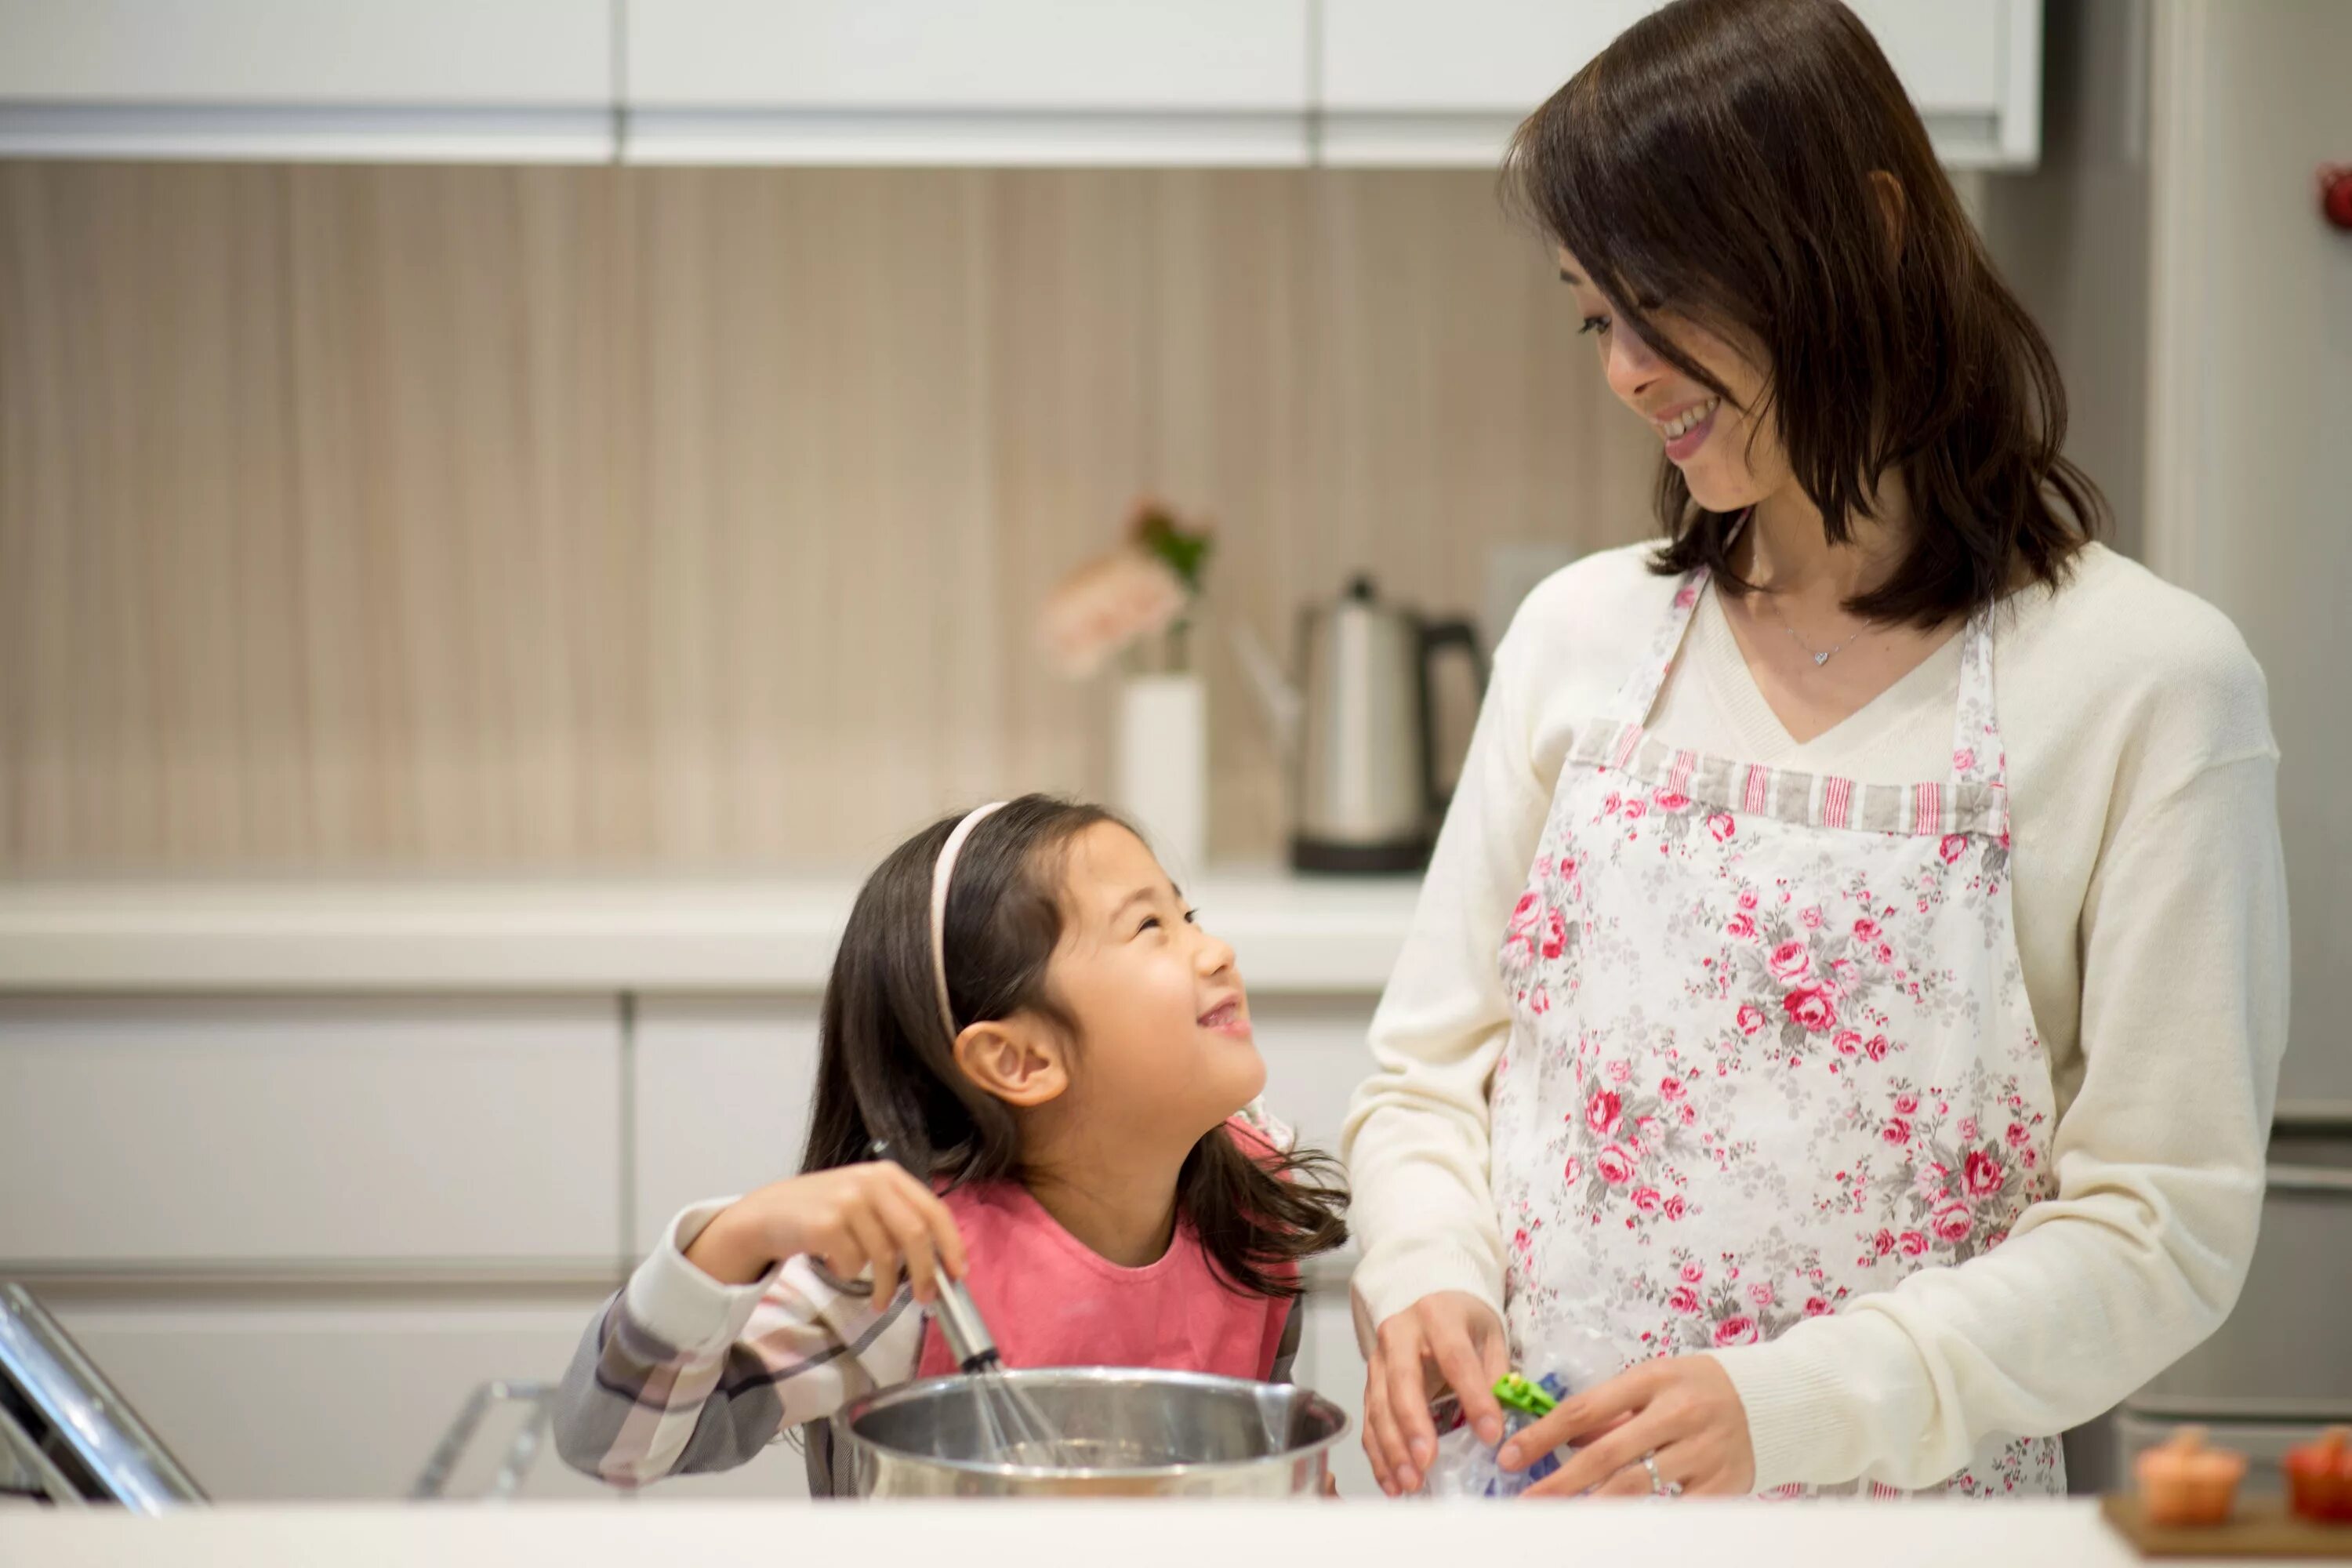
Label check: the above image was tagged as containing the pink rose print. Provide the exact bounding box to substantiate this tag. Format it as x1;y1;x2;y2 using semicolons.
1783;986;1838;1033
1853;917;1882;942
1736;1004;1767;1036
1727;912;1759;941
1681;1261;1705;1284
1602;791;1623;815
1659;1076;1686;1102
1769;941;1813;982
1802;906;1825;931
1607;1058;1632;1085
1899;1231;1929;1258
1959;1117;1980;1141
1940;834;1969;866
1530;986;1552;1014
1954;747;1977;773
2005;1122;2031;1148
1893;1092;1921;1116
1804;1297;1832;1317
1882;1118;1912;1145
1587;1090;1624;1138
1679;1103;1697;1126
1873;1229;1898;1257
1669;1286;1701;1315
1876;942;1896;965
1624;799;1648;821
1563;1156;1582;1185
1708;813;1737;843
1632;1187;1662;1214
1986;1230;2010;1250
1653;789;1691;812
1595;1145;1637;1186
1635;1115;1662;1145
1664;1195;1688;1221
1965;1149;2004;1197
1914;1162;1951;1201
1675;583;1699;610
1541;908;1568;959
1748;1282;1776;1308
1832;1030;1862;1057
1738;891;1759;913
1712;1316;1759;1348
1933;1205;1974;1243
1864;1035;1891;1062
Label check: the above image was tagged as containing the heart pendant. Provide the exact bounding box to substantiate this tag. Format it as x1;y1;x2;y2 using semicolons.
1813;652;1830;666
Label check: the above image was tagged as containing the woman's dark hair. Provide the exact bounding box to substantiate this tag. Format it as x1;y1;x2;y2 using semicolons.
1503;0;2103;625
801;793;1347;1299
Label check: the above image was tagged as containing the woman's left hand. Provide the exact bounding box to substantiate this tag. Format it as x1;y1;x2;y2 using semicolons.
1497;1356;1756;1498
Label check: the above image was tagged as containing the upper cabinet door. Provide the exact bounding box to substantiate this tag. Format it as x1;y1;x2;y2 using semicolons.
622;0;1313;165
0;0;615;161
1319;0;2039;169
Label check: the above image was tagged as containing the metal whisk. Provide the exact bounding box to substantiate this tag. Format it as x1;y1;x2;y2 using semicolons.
869;1141;1080;1468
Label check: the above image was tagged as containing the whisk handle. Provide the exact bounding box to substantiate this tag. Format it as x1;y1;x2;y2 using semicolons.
867;1138;1000;1375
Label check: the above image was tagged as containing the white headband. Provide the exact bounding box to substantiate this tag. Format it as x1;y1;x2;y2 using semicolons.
930;801;1008;1040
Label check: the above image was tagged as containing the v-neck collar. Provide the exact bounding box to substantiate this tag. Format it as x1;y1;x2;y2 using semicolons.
1686;579;1965;765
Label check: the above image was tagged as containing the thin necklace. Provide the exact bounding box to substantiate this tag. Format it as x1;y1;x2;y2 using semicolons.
1768;595;1861;667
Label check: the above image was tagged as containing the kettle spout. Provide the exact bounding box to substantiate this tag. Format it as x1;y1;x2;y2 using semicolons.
1225;621;1301;758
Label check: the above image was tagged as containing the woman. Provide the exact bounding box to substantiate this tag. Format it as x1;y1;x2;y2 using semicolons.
1342;0;2288;1501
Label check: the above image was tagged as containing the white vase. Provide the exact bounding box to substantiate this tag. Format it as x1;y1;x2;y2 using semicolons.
1112;673;1207;880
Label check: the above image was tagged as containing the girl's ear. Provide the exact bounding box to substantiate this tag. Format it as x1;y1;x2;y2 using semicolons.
952;1016;1069;1109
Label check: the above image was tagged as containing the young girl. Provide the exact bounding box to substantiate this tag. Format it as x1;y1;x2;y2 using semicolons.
552;794;1349;1491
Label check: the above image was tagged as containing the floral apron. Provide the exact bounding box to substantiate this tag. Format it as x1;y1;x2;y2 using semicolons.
1490;568;2065;1497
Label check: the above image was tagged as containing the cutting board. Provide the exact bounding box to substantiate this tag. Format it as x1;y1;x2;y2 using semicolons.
2103;1495;2352;1558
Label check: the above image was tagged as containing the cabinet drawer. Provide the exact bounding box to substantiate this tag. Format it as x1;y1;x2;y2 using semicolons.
0;996;622;1268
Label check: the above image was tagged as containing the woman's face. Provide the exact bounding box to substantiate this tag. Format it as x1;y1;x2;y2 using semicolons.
1559;245;1789;514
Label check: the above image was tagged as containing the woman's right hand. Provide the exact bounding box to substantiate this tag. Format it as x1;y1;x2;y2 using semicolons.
1363;1290;1511;1496
683;1162;969;1304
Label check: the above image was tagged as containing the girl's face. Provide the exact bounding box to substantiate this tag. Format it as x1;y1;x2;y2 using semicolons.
1559;245;1791;514
1044;822;1266;1148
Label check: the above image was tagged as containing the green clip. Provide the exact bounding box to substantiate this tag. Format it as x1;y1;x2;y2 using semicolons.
1493;1373;1556;1420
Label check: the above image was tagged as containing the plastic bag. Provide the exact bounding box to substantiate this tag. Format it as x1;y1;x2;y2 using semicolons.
1421;1330;1620;1500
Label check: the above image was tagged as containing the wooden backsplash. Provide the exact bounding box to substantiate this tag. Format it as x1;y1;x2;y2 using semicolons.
0;163;1657;873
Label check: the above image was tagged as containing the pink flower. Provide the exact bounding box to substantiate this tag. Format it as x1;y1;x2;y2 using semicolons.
1940;834;1969;866
1602;792;1623;815
1659;1075;1686;1102
1726;912;1758;941
1679;1103;1698;1126
1864;1035;1891;1062
1954;747;1977;773
1039;547;1191;676
1529;987;1552;1014
1985;1229;2010;1250
1664;1195;1688;1221
1563;1156;1582;1185
1748;1282;1776;1307
1736;1003;1767;1036
1681;1261;1705;1284
1624;799;1648;821
1708;813;1737;843
2005;1122;2031;1149
1853;917;1882;942
1893;1091;1920;1116
1668;1286;1701;1315
1769;941;1813;981
1587;1090;1624;1138
1832;1030;1862;1058
1898;1231;1929;1258
1958;1117;1979;1141
1595;1145;1637;1186
1607;1058;1632;1084
1783;986;1838;1033
1876;942;1896;964
1872;1229;1898;1256
1914;1162;1951;1201
1933;1205;1974;1243
1635;1116;1662;1145
1632;1186;1662;1214
1882;1119;1912;1145
1738;891;1759;913
1964;1149;2004;1197
1541;908;1568;960
1804;1296;1832;1317
1653;789;1691;812
1712;1316;1759;1348
1802;906;1825;931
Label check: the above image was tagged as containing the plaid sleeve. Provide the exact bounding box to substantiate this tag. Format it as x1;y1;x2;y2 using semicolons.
550;1199;924;1488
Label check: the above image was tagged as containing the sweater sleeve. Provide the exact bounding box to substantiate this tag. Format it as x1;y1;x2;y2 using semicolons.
1341;612;1557;1339
1708;750;2289;1492
550;1199;923;1487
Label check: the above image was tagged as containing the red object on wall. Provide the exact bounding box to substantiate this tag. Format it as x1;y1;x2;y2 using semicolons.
2321;165;2352;231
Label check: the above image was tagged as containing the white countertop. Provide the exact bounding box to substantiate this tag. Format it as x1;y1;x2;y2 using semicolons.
0;1497;2249;1568
0;873;1422;995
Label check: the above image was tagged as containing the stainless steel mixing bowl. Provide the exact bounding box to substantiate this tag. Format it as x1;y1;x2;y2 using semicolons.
831;1368;1348;1497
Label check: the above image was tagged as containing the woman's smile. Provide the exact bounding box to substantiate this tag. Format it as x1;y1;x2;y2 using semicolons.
1655;395;1722;462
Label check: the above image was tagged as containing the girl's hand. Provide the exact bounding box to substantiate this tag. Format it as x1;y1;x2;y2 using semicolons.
684;1163;969;1304
1362;1290;1512;1496
1500;1355;1755;1498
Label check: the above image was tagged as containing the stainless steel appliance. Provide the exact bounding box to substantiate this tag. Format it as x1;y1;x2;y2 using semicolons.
1237;575;1487;873
832;1367;1346;1497
0;1283;204;1508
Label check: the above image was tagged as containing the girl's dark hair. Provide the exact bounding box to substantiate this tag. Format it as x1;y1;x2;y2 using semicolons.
1503;0;2102;625
801;793;1347;1300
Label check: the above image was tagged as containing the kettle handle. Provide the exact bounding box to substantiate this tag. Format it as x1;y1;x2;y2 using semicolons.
1417;619;1490;817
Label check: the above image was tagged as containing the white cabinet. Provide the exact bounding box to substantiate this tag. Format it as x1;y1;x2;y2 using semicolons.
1319;0;2041;169
0;996;623;1269
621;0;1314;165
0;0;616;161
630;996;822;1253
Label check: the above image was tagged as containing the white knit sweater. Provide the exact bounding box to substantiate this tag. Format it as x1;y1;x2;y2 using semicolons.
1341;540;2288;1493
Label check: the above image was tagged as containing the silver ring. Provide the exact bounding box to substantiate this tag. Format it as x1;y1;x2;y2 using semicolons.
1642;1450;1669;1496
